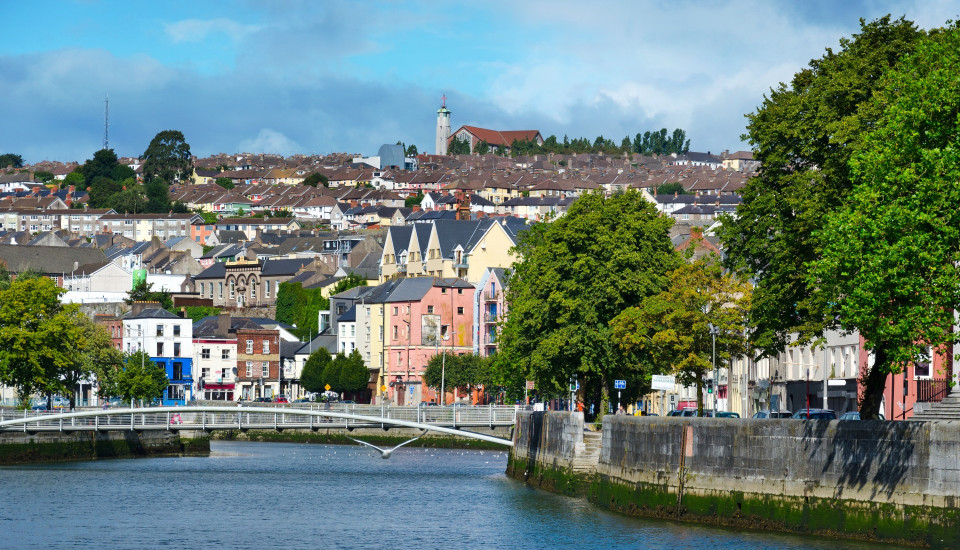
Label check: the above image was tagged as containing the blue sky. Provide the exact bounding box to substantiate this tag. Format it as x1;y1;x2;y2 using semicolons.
3;0;958;164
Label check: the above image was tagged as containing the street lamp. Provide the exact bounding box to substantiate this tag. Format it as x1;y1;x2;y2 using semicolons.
708;323;720;412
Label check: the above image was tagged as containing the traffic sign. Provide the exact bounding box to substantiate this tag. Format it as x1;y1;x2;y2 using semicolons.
380;385;387;392
651;375;675;391
526;380;535;390
614;379;626;389
324;384;331;391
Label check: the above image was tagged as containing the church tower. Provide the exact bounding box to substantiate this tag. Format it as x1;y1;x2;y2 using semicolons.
435;94;451;155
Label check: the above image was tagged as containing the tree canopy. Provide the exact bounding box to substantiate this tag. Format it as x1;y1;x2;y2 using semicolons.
809;24;960;417
300;348;332;394
610;256;751;414
0;153;24;169
215;177;235;190
302;172;329;188
275;282;328;339
424;353;493;403
126;280;173;310
116;351;170;405
494;190;680;411
142;130;193;213
717;16;925;359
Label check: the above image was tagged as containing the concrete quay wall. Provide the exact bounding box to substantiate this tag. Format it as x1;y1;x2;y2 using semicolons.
508;412;960;547
0;430;210;465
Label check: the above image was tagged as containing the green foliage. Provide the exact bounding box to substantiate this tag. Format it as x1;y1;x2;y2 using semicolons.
109;179;148;213
215;177;235;190
117;352;169;404
610;256;751;414
424;353;493;398
87;175;123;209
338;350;369;393
33;170;54;183
275;282;329;339
717;16;925;361
0;153;24;169
301;348;332;394
126;280;173;310
174;306;220;323
0;278;86;407
142;130;192;213
447;136;471;155
494;190;681;406
330;273;368;295
63;171;84;190
810;25;960;417
302;172;329;187
322;353;344;391
404;194;424;208
631;128;690;156
266;208;292;218
198;212;218;224
655;182;689;195
474;141;490;155
171;200;189;214
405;144;418;157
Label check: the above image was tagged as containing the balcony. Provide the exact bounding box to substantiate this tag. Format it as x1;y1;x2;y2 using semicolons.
483;313;498;323
484;332;497;344
483;290;498;301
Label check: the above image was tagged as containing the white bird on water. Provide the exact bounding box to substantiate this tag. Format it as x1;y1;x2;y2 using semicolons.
346;431;427;459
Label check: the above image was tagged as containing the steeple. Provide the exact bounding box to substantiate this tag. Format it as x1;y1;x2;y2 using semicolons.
435;93;451;155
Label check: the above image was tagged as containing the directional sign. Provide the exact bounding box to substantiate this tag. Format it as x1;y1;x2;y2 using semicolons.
651;375;676;391
614;379;626;389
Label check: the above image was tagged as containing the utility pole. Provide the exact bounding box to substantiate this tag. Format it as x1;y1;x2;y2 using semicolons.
103;94;109;150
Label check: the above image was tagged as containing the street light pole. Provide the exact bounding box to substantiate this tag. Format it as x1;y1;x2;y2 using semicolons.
709;323;719;412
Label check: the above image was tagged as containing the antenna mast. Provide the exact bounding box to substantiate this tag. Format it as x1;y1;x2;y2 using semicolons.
103;95;109;150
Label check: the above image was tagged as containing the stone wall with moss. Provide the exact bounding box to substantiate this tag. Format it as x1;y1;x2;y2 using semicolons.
0;430;209;464
508;412;960;548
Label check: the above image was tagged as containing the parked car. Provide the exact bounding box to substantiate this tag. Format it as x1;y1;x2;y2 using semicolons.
791;408;837;420
752;410;793;419
716;411;740;418
273;396;289;404
253;397;272;403
839;411;885;420
293;397;312;403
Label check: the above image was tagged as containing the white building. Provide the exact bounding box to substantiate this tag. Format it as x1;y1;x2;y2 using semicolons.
122;308;195;405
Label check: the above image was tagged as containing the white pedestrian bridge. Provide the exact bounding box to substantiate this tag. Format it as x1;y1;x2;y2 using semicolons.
0;404;517;447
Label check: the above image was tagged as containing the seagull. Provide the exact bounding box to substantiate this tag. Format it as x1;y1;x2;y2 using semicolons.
346;431;427;459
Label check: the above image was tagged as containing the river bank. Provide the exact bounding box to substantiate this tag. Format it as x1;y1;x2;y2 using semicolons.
0;430;210;465
211;426;512;450
508;411;959;548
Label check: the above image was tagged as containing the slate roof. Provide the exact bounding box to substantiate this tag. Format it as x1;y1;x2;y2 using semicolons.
0;243;107;274
261;257;312;276
125;308;181;320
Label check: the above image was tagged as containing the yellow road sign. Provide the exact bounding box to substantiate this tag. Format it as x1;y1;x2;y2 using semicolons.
324;384;331;391
380;385;387;392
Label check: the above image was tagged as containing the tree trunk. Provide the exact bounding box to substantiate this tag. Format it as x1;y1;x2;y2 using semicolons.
696;375;703;416
859;345;889;420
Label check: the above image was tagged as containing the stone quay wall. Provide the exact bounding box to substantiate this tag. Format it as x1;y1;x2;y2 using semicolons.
0;430;210;465
508;411;960;548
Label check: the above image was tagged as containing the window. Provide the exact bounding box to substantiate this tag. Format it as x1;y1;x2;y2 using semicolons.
173;325;181;337
251;280;257;300
156;342;164;356
156;325;164;336
457;307;464;315
427;305;434;314
230;280;235;299
337;305;345;315
263;340;270;354
172;362;183;380
246;340;254;354
173;342;181;356
393;306;398;315
915;347;932;378
200;282;205;296
201;348;211;359
218;282;223;299
441;287;447;294
245;361;253;377
265;280;270;298
393;325;398;339
350;325;355;337
457;288;463;295
262;362;269;377
222;349;230;360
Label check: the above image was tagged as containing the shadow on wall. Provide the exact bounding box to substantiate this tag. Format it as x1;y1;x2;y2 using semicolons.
523;411;545;480
805;420;918;500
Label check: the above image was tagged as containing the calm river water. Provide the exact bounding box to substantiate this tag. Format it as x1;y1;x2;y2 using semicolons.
1;441;908;549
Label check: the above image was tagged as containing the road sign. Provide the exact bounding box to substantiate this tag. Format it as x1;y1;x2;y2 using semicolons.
526;380;535;390
614;379;626;389
651;375;675;391
324;384;331;391
380;385;387;392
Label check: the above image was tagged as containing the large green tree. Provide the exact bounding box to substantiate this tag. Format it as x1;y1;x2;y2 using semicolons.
610;256;751;415
717;16;925;360
117;351;170;405
58;313;125;409
301;348;332;394
0;278;82;408
495;190;680;412
338;350;370;395
810;25;960;418
126;280;173;310
142;130;193;213
0;153;24;169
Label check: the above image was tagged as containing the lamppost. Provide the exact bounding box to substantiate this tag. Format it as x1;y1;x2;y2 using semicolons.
708;323;719;412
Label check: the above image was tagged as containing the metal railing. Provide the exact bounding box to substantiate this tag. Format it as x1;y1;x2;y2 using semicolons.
0;405;517;446
917;379;950;403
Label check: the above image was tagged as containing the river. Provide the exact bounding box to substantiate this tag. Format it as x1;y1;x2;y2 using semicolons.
0;441;908;549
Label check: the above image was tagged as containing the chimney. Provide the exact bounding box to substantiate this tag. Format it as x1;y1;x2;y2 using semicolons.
179;307;187;318
412;205;421;212
68;185;75;194
350;200;358;207
216;312;231;337
130;300;161;317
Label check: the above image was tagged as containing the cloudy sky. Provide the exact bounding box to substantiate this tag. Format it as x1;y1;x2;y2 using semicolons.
3;1;957;164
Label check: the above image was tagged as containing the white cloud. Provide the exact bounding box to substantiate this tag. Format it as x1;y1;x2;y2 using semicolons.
237;129;302;155
164;18;261;44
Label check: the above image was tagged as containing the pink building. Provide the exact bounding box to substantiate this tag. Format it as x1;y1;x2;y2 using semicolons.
386;278;475;405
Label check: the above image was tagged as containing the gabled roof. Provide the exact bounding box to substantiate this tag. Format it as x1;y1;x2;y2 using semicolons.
125;308;181;320
260;257;313;276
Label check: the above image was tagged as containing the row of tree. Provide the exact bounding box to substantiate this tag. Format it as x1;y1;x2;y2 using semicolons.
445;128;690;159
0;276;168;409
299;349;369;398
66;130;193;214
